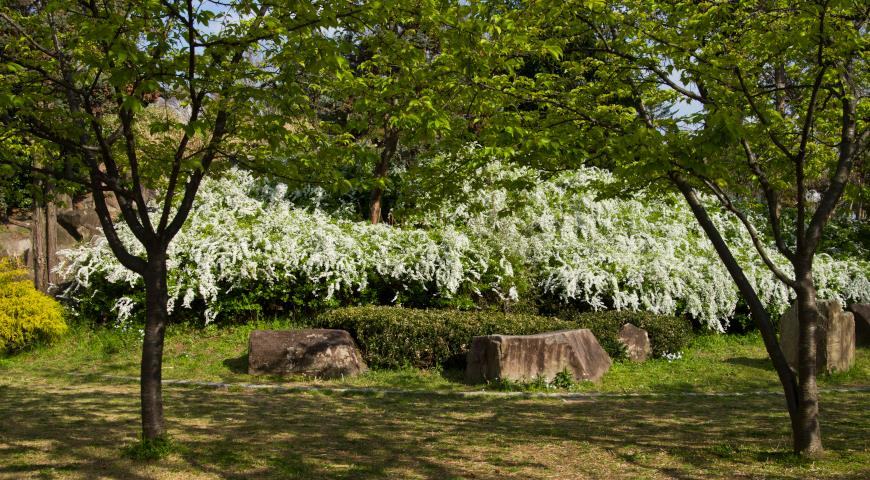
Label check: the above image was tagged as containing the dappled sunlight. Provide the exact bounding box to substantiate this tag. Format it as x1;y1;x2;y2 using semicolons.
1;379;867;479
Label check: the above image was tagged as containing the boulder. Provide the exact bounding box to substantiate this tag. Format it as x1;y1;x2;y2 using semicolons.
57;209;103;242
248;329;367;378
618;323;651;362
56;223;78;249
466;329;611;384
3;223;76;264
846;304;870;347
780;299;855;374
0;224;31;259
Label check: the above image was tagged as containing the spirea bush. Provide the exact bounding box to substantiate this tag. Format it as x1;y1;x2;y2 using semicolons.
59;168;512;324
312;306;575;368
403;157;870;331
0;258;68;352
59;160;870;331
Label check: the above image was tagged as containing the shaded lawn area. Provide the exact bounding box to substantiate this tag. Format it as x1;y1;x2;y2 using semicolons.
0;377;868;480
2;321;869;394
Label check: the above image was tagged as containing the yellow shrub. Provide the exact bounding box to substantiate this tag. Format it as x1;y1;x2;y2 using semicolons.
0;258;68;352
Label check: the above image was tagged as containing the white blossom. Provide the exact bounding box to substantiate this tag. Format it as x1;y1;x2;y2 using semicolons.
58;162;870;331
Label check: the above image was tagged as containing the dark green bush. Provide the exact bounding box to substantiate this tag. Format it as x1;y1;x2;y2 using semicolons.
312;306;574;369
559;309;694;358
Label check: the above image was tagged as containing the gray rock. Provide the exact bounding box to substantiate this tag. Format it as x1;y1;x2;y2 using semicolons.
846;304;870;347
618;323;651;362
2;223;75;264
56;222;77;249
466;329;611;384
248;329;367;378
57;209;103;242
0;225;30;258
780;299;855;374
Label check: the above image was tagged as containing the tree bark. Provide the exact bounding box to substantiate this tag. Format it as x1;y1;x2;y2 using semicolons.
670;174;806;450
792;270;824;456
369;128;399;224
141;252;169;440
45;193;57;286
31;192;47;290
31;174;57;293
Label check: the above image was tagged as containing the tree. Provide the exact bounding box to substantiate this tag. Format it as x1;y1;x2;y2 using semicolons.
0;0;360;441
314;0;479;224
0;1;61;292
470;0;868;456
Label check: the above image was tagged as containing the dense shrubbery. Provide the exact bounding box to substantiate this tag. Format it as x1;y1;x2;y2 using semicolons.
553;309;694;358
0;259;68;352
312;306;693;368
60;169;510;325
59;162;870;330
312;306;574;369
404;157;870;331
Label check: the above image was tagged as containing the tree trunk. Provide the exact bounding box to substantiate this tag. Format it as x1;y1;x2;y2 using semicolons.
671;174;805;450
31;177;57;293
141;252;169;440
792;271;824;456
369;129;399;224
369;181;386;225
32;193;47;290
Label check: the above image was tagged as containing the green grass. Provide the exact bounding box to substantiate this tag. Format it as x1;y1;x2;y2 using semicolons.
2;322;869;478
0;376;867;479
121;435;175;461
585;333;870;393
3;321;867;394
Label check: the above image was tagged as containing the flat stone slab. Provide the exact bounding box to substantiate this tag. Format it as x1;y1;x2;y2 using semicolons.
847;304;870;347
248;329;367;378
618;323;651;362
466;329;611;384
780;299;855;374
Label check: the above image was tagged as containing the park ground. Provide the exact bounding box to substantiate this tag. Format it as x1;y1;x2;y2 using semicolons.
1;322;869;479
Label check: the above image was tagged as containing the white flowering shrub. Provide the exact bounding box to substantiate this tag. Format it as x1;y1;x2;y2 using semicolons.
404;159;870;331
59;168;511;324
60;160;870;332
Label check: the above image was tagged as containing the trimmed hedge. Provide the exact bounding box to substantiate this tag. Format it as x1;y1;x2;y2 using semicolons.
562;309;694;359
0;259;68;352
313;306;574;369
312;306;694;369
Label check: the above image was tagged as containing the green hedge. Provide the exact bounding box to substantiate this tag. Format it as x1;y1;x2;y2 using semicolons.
312;306;694;369
312;306;574;369
561;309;694;359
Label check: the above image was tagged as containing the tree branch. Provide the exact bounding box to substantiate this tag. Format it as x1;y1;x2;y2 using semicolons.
739;138;794;260
700;177;796;287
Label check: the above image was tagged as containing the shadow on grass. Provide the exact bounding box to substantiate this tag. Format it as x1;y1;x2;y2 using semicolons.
223;353;249;374
724;356;775;371
1;380;868;479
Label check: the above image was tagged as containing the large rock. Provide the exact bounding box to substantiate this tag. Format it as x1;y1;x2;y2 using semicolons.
2;223;76;265
780;299;855;374
847;304;870;347
248;329;367;378
618;323;651;362
466;329;611;384
57;209;103;242
0;224;30;259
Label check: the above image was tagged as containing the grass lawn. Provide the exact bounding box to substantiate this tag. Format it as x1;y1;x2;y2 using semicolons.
1;321;869;478
2;319;868;393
